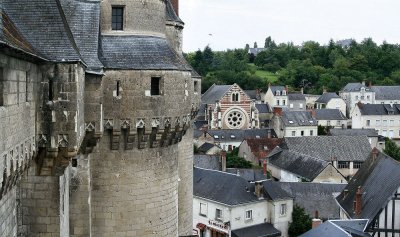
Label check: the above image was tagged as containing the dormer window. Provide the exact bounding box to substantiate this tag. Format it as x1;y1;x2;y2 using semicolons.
282;90;286;96
276;90;281;96
112;6;124;30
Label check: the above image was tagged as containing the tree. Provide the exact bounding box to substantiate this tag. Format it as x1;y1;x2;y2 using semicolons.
288;205;312;237
384;138;400;161
226;147;252;168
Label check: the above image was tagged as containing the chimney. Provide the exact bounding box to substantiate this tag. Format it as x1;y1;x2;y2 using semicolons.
300;87;304;95
310;109;316;119
221;150;227;172
322;86;327;94
263;159;267;176
362;80;366;86
354;186;363;216
171;0;179;16
369;81;372;88
285;85;289;93
312;218;322;229
273;107;283;116
255;181;264;199
372;147;379;160
267;129;271;138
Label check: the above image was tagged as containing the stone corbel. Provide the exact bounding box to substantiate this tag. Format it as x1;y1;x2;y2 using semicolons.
111;130;121;150
125;129;136;150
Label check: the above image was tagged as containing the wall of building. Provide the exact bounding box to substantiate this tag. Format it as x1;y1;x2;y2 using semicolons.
326;98;347;116
269;199;293;237
352;112;400;139
0;186;17;237
313;165;347;184
238;141;258;165
288;100;305;111
284;127;317;137
317;119;347;128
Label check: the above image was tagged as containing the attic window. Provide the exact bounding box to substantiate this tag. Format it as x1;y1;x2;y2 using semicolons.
309;121;314;123
255;135;260;139
213;135;219;139
230;135;236;139
289;120;294;124
276;90;281;96
263;146;268;150
112;7;124;30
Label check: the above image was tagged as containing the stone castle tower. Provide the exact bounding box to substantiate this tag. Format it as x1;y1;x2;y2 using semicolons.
0;0;200;236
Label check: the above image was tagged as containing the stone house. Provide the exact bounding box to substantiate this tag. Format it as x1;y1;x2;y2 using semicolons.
0;0;198;236
315;92;347;116
265;85;289;109
193;167;293;237
267;148;347;183
238;137;283;165
340;82;375;117
313;109;348;128
351;103;400;140
336;149;400;237
271;108;318;138
279;136;371;178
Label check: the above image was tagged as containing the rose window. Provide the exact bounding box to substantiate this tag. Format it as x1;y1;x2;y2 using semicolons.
226;110;245;129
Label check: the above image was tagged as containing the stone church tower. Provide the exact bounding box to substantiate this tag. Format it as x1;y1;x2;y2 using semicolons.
0;0;199;236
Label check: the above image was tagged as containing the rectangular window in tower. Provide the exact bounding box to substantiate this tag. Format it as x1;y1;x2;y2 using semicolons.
112;7;124;30
151;77;161;95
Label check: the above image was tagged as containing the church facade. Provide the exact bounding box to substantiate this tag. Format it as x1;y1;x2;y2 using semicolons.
0;0;198;236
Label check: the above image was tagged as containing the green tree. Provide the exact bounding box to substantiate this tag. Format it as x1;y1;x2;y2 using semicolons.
288;205;312;237
384;138;400;161
226;156;252;168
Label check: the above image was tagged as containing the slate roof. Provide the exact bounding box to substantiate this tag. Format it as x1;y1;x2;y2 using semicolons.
193;121;208;130
330;129;379;137
270;86;286;95
315;92;341;103
255;104;271;113
3;0;83;62
59;0;103;72
165;0;184;24
342;83;371;92
300;220;372;237
262;181;293;201
198;142;219;154
208;129;276;142
288;93;306;101
201;84;232;104
336;151;400;222
277;182;347;220
314;109;347;120
282;111;317;127
231;222;281;237
193;167;258;205
244;90;258;100
225;168;268;182
268;148;331;181
193;155;220;171
357;103;400;115
100;35;191;70
284;136;371;162
371;86;400;101
243;138;283;159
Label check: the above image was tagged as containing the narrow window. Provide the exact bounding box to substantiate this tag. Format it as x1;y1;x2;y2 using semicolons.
151;77;161;95
112;7;124;30
245;210;252;220
280;204;287;216
49;79;54;101
215;208;222;220
310;130;314;136
25;71;29;102
235;93;239;102
200;203;207;216
232;93;235;102
301;131;304;136
0;67;3;106
116;80;120;96
194;81;199;93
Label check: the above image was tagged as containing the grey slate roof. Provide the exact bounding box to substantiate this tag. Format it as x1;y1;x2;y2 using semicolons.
330;128;378;137
193;167;258;205
255;104;271;113
300;220;372;237
59;0;103;72
342;83;371;92
197;142;218;153
225;168;268;182
193;121;208;130
332;219;369;233
357;103;400;115
165;0;184;24
277;182;347;220
268;148;331;181
315;92;340;103
336;151;400;222
270;86;286;95
201;84;232;104
371;86;400;100
193;155;221;171
3;0;82;62
284;136;372;162
288;93;306;101
231;222;281;237
208;129;276;142
262;181;293;201
99;35;192;70
244;90;257;100
282;111;317;127
315;109;347;120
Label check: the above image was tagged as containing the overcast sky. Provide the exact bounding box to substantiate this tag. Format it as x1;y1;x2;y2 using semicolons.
180;0;400;52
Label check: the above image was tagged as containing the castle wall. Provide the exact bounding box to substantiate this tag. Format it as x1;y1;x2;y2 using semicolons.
0;185;17;237
166;23;183;54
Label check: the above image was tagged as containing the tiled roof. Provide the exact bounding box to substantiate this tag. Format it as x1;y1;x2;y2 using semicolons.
193;167;258;205
262;181;293;201
3;0;82;62
277;182;347;220
330;128;378;137
244;138;283;159
270;86;286;95
336;151;400;222
268;148;330;181
198;142;218;153
300;220;372;237
371;86;400;100
284;136;371;162
282;111;317;127
315;92;340;103
193;155;220;171
314;109;347;120
357;103;400;115
231;222;281;237
201;84;232;104
342;83;371;92
59;0;103;72
288;93;306;101
244;90;258;100
99;35;192;70
165;0;183;24
255;104;270;113
225;169;268;182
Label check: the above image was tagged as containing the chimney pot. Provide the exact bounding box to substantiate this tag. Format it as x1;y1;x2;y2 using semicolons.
263;159;267;176
221;150;227;172
255;181;264;199
355;186;363;216
273;107;283;116
362;80;366;86
312;218;322;229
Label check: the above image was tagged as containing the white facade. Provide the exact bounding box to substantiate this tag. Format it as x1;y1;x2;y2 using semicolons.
265;87;288;108
317;119;347;128
340;86;375;117
352;106;400;139
193;196;292;237
316;98;347;116
284;126;318;138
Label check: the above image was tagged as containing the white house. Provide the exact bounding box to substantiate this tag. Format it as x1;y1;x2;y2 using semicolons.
265;85;289;109
193;168;293;237
270;109;318;138
315;92;347;116
313;109;348;128
339;82;375;117
351;103;400;140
